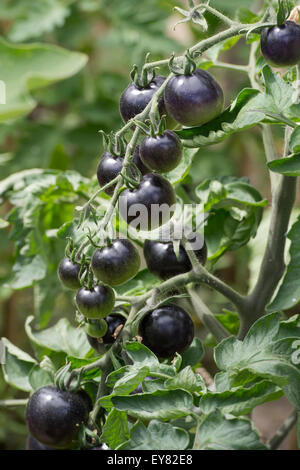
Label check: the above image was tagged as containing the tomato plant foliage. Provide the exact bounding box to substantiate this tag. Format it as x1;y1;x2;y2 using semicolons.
1;0;300;451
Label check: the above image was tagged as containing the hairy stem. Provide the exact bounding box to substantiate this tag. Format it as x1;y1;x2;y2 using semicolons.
239;129;297;337
188;286;230;342
0;399;28;407
268;410;297;450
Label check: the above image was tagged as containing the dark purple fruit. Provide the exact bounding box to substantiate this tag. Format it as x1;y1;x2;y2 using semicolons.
164;69;224;127
75;284;115;319
118;173;176;231
91;238;140;286
120;75;166;123
143;237;207;280
260;21;300;67
138;304;194;358
58;258;81;290
97;146;148;196
139;130;183;173
25;386;89;449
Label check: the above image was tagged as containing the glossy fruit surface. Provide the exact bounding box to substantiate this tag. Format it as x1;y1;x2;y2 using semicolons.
27;435;56;450
25;386;89;449
139;130;183;173
119;173;176;231
85;319;108;338
75;284;115;319
58;258;81;290
86;314;125;350
97;146;147;196
139;304;194;358
260;21;300;67
164;69;224;127
120;75;166;123
144;237;207;280
92;239;140;286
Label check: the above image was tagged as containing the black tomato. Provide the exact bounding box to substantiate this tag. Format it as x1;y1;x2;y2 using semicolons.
25;386;90;449
164;69;224;127
85;319;108;338
120;75;166;123
58;258;81;290
27;435;56;450
260;21;300;67
75;284;115;319
143;237;207;280
86;314;125;351
96;146;148;196
139;130;183;173
91;238;140;286
138;304;194;358
118;173;176;231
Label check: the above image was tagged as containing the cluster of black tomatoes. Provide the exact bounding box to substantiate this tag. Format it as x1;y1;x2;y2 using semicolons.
25;17;300;450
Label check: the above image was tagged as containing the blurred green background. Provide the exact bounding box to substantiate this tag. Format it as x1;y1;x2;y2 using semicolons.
0;0;298;450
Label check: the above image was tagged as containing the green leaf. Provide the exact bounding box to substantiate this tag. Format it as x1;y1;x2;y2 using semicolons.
165;366;206;394
268;217;300;311
118;420;189;450
275;315;300;341
162;148;198;184
268;152;300;176
101;408;129;450
0;37;87;122
180;338;204;370
124;342;159;367
199;381;283;416
7;0;70;42
176;88;263;148
5;254;47;290
289;126;300;153
196;177;266;259
1;337;36;391
110;389;194;421
25;316;91;360
67;356;102;380
193;410;266;450
277;0;290;25
262;65;296;112
28;365;54;391
236;7;261;24
108;366;150;395
215;310;240;335
205;37;241;63
214;313;300;409
177;66;299;148
114;269;160;297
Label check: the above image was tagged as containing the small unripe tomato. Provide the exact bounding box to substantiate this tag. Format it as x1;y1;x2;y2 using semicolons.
75;284;115;319
85;319;108;338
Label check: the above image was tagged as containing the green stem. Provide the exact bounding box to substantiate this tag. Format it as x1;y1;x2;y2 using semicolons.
268;410;297;450
89;354;112;426
213;61;249;73
195;4;236;26
0;399;28;407
239;127;297;337
188;286;230;342
181;235;246;310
